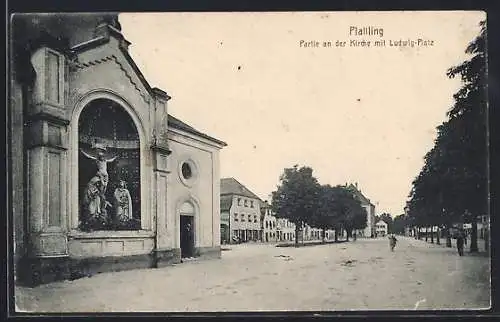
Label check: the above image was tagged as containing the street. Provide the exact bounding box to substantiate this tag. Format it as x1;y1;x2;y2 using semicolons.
15;237;490;312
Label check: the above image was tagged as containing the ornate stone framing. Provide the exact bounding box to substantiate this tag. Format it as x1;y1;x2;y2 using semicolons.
68;89;151;234
174;195;201;249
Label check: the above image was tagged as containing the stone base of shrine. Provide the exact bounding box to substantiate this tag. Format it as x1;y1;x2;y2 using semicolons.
152;248;182;268
17;253;155;287
16;230;222;287
194;246;221;260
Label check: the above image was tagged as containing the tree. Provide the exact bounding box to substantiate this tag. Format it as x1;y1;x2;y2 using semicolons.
335;187;366;242
310;184;342;243
406;20;487;253
392;214;407;235
271;165;321;246
444;20;487;253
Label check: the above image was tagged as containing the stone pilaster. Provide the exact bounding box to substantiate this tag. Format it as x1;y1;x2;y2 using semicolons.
26;47;70;260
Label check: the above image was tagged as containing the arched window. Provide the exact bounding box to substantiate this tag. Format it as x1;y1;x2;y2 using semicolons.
180;201;195;215
78;99;140;231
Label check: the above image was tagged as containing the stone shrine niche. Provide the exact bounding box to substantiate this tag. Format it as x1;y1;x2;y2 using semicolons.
78;98;141;231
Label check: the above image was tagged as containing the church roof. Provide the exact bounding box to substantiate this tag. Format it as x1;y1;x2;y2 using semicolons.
168;114;227;147
220;177;262;201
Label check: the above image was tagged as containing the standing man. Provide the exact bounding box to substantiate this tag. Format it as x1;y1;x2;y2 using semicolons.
389;234;397;252
456;232;465;256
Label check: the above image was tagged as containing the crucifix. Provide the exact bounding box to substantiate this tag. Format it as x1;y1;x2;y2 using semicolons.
80;142;118;196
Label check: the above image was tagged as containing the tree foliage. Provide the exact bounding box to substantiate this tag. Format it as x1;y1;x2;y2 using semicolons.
392;214;407;235
406;20;487;252
271;165;321;244
271;166;366;244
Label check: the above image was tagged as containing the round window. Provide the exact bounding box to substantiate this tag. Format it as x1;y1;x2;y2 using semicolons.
181;162;192;179
178;158;199;187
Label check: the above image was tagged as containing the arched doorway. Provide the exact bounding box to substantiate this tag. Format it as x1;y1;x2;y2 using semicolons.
179;201;195;258
77;98;141;231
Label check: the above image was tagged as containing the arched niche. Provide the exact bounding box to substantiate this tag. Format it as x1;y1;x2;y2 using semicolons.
77;98;141;231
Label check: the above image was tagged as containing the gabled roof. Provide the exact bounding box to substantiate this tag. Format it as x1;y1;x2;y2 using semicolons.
220;177;262;201
346;183;372;205
376;220;388;226
168;115;227;146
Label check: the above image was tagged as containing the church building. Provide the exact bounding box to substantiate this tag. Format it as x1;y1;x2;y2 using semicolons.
9;13;226;285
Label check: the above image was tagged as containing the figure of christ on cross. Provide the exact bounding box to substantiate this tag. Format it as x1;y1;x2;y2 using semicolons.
81;143;117;195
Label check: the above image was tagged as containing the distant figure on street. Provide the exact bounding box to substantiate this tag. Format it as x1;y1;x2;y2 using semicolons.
389;234;397;252
456;233;465;256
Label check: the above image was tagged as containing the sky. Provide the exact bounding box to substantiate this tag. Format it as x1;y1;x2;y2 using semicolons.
119;11;485;217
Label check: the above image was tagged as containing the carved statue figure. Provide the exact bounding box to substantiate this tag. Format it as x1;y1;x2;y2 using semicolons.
114;180;133;221
80;142;118;197
83;176;102;217
83;175;111;217
80;142;117;223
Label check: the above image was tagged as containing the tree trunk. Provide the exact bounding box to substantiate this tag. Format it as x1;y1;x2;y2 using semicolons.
322;227;326;244
345;227;349;242
430;226;434;243
436;227;440;245
470;217;478;253
295;224;299;247
334;225;339;242
484;229;489;252
425;227;428;242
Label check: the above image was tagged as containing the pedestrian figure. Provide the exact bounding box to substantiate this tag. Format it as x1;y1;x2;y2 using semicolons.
456;233;465;256
389;234;397;252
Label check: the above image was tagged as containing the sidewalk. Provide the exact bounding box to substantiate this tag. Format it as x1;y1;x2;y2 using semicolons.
409;236;489;255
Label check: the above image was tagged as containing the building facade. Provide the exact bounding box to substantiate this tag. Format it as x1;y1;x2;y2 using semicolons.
346;183;376;238
375;220;388;237
260;201;278;243
303;224;322;241
277;218;296;242
220;178;262;243
9;14;226;285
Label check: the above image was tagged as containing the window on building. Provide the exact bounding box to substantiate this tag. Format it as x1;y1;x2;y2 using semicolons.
248;214;251;222
266;221;269;229
241;215;245;222
181;162;192;179
244;200;248;207
254;215;257;223
251;200;254;208
234;213;238;221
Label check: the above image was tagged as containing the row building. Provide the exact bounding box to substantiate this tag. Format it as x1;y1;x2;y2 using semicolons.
220;177;262;244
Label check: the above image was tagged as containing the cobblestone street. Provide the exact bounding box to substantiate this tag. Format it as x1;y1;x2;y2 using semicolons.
15;237;490;312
